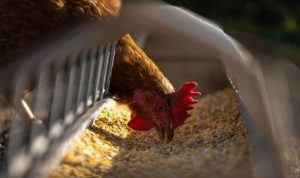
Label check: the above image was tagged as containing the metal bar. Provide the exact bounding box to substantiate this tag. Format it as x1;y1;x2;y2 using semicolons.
33;68;53;130
76;52;88;116
25;99;110;178
28;69;52;150
7;75;34;178
104;41;117;96
86;49;97;107
48;65;67;134
63;57;78;125
93;46;105;103
99;44;111;99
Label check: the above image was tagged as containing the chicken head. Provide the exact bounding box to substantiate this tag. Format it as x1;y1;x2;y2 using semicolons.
128;82;200;143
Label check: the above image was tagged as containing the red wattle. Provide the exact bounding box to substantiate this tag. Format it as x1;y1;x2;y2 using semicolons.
128;113;153;131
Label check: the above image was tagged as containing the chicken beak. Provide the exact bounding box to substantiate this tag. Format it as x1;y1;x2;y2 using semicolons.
154;120;174;143
154;123;165;141
164;122;174;143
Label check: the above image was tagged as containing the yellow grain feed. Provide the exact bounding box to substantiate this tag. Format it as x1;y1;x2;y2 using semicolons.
49;88;252;178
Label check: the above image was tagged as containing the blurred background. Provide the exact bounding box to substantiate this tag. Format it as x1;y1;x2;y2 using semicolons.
146;0;300;94
164;0;300;49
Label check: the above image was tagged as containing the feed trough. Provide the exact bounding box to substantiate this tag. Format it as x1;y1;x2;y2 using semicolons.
0;1;299;178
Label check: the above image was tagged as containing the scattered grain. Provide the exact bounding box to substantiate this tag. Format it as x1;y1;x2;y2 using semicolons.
49;88;252;178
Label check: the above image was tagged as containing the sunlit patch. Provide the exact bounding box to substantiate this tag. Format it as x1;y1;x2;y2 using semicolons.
93;105;132;140
49;101;133;177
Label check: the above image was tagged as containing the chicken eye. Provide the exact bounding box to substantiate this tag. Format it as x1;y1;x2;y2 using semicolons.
157;105;165;112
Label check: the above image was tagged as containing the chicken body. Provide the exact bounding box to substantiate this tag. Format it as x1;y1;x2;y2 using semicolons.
111;34;175;102
0;0;121;70
0;0;199;142
112;34;200;142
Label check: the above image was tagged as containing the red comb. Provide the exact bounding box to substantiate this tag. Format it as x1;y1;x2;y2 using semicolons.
172;82;201;128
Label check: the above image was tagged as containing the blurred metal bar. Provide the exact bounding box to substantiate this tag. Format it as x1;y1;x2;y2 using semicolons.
33;69;52;122
6;74;33;178
63;57;78;125
48;66;67;133
98;44;110;99
86;49;97;107
25;98;110;178
262;60;300;177
94;46;105;103
76;52;88;116
229;74;284;178
104;41;117;96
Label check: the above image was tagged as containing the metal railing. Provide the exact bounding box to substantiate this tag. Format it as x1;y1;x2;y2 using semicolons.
0;22;119;177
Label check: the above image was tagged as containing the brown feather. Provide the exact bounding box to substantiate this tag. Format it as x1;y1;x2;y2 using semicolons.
110;34;174;103
0;0;174;104
0;0;121;70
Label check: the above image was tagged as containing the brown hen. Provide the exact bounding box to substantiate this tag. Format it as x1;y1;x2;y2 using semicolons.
0;0;200;142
